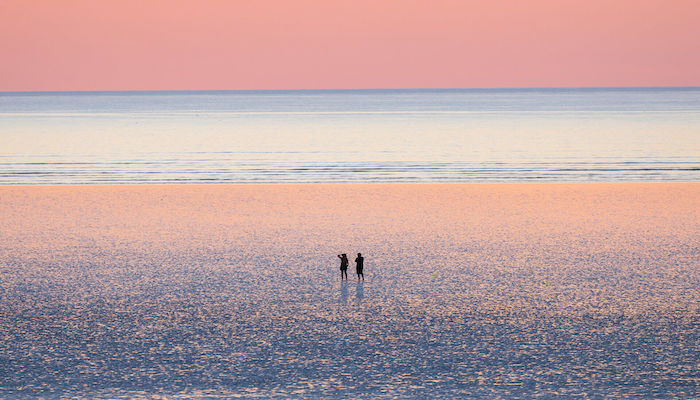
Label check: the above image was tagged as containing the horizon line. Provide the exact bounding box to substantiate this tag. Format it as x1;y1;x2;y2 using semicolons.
2;85;700;95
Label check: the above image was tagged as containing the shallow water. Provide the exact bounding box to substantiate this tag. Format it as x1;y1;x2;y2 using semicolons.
0;184;697;398
1;88;699;184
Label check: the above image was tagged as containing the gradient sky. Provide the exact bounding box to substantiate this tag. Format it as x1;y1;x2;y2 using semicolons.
1;0;699;91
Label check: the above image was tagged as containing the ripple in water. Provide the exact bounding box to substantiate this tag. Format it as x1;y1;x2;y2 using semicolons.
1;88;699;184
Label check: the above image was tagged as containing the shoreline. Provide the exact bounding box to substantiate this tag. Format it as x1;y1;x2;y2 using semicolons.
2;181;699;187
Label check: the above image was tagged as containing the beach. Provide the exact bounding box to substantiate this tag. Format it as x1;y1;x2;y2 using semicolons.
0;183;698;398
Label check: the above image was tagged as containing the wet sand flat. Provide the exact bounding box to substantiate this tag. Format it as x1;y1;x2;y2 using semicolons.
0;183;698;398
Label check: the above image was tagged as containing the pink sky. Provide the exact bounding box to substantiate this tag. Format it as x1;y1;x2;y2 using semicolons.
1;0;699;91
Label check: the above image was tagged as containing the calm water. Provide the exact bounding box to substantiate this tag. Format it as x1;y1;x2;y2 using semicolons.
1;88;699;184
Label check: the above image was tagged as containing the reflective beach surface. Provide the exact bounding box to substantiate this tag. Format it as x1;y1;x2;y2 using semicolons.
0;184;697;398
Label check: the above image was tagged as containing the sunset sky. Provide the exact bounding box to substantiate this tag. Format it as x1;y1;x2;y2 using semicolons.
1;0;699;91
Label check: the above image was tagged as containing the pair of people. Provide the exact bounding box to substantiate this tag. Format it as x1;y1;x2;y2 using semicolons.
337;253;364;280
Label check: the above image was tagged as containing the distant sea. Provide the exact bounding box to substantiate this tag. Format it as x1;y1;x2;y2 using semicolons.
1;88;698;184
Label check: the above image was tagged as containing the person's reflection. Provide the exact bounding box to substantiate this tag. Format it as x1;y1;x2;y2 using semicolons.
339;281;348;305
355;281;364;304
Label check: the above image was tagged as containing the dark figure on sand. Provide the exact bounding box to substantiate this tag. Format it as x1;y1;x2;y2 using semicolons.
338;253;348;280
355;253;364;280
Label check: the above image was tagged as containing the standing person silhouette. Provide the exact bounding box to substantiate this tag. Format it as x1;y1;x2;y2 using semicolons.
337;254;348;280
355;253;364;280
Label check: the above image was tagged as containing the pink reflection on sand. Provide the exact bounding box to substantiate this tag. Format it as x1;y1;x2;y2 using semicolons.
0;183;698;397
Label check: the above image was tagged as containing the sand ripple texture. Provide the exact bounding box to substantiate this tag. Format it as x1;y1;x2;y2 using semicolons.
0;184;698;399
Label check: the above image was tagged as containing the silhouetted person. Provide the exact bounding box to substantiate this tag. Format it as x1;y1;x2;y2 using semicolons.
338;253;348;280
355;253;364;280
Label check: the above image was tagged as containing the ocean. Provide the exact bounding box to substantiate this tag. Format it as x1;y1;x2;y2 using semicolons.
1;87;699;184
